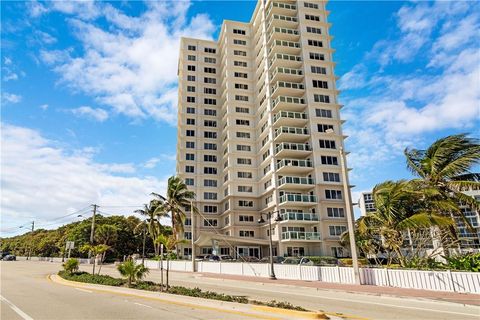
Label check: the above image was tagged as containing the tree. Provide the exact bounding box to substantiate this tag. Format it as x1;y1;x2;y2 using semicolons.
95;224;118;274
152;176;196;242
134;201;167;256
80;244;110;275
156;234;187;288
62;258;79;274
117;259;149;287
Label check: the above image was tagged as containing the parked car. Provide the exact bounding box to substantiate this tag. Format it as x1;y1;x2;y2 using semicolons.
219;255;234;261
260;256;285;264
281;257;313;266
194;255;206;261
1;252;10;260
239;256;260;263
2;254;16;261
204;254;221;262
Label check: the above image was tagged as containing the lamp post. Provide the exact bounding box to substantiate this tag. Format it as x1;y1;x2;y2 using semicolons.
258;211;282;280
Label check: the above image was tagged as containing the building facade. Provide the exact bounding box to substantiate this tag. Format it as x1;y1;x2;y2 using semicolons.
176;0;351;259
358;192;375;217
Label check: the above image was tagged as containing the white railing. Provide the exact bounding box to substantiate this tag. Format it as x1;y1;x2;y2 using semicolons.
138;260;480;294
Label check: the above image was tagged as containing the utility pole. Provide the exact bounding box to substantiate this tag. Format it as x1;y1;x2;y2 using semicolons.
27;221;34;260
142;221;146;266
88;204;98;260
191;201;196;272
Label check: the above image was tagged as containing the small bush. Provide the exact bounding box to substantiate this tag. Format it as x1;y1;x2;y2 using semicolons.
58;271;125;286
304;256;338;266
250;300;308;311
62;258;79;274
134;281;162;291
167;286;248;303
446;253;480;272
338;258;369;267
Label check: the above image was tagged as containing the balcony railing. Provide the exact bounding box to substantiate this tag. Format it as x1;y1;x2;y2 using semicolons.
275;142;311;154
280;212;319;222
273;111;307;123
271;96;305;109
278;176;315;186
269;40;301;53
270;67;303;80
272;81;305;93
282;231;321;240
267;27;299;41
279;194;317;203
276;159;313;170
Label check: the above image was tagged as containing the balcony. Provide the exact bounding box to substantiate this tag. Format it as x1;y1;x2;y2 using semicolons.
280;212;319;222
273;111;308;127
267;14;299;31
277;176;315;189
269;53;302;70
282;231;321;241
267;27;300;43
266;1;297;18
271;81;305;98
274;126;309;143
275;142;312;157
271;95;306;112
270;67;303;83
269;40;301;56
276;159;313;174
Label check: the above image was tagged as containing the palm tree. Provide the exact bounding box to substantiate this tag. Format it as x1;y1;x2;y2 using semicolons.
94;224;118;274
156;234;187;289
117;259;149;287
152;176;196;241
80;244;110;274
134;201;166;256
356;181;453;266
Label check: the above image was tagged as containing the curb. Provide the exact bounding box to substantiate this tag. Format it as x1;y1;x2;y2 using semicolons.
49;274;335;320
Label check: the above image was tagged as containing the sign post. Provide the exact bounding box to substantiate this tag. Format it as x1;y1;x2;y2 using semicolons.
160;244;164;292
65;241;75;259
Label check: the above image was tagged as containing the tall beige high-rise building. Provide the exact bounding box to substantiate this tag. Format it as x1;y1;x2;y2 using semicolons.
176;0;352;259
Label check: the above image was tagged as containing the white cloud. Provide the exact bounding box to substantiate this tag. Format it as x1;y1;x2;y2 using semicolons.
0;123;167;230
143;154;176;169
40;1;216;124
40;104;49;110
34;30;57;45
71;106;109;122
2;92;22;104
27;0;49;18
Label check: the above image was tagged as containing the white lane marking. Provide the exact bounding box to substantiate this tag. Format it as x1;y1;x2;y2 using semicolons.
74;288;93;293
134;302;153;309
170;278;480;318
0;294;34;320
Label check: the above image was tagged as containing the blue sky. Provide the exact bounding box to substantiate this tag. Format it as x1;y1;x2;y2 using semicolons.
1;0;479;235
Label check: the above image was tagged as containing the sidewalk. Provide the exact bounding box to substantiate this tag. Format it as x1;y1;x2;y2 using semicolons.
185;271;480;306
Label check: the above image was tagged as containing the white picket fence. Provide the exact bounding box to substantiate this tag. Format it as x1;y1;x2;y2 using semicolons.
19;256;95;264
139;259;480;294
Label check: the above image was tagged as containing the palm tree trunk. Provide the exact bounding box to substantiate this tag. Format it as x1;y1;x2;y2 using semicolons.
166;257;170;289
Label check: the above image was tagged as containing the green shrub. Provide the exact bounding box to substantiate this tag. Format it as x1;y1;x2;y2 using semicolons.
446;253;480;272
339;258;369;267
58;270;125;286
167;286;248;303
62;258;79;274
117;259;149;287
251;300;308;311
134;281;162;291
305;256;338;266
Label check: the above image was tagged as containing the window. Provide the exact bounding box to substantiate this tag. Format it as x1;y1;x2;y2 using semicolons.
234;61;247;67
239;215;254;222
264;179;272;189
186;141;195;148
263;163;271;174
204;205;218;213
235;83;248;90
204;98;216;105
304;2;319;9
315;108;332;118
238;186;253;192
186;153;195;161
204;167;217;174
319;139;336;149
187;55;196;61
233;29;246;35
204;120;217;127
236;132;250;139
305;14;320;21
185;165;194;173
234;72;248;78
186;107;195;114
325;189;343;199
204;131;217;139
321;156;338;165
311;66;327;74
309;53;325;61
308;39;323;47
237;158;252;165
233;39;247;45
329;226;347;236
186;118;195;125
313;80;328;89
204;57;216;64
187;45;196;51
318;124;334;132
239;200;253;207
187;75;196;81
204;88;216;95
235;107;249;113
187;86;195;92
323;172;340;182
187;65;196;71
238;171;252;179
236;119;250;126
204;109;216;116
204;143;217;150
204;155;217;162
204;77;216;84
204;47;216;54
186;96;195;103
203;219;218;227
239;230;254;237
185;218;192;226
306;26;322;34
186;130;195;137
185;178;194;186
204;192;217;200
204;179;217;187
234;50;247;56
184;232;192;240
327;207;345;218
204;67;216;74
237;144;251;152
235;95;249;101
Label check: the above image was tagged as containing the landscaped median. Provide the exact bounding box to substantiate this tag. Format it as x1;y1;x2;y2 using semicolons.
53;271;331;319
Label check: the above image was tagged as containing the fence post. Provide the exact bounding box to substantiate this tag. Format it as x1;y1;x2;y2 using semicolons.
299;264;302;280
447;270;456;292
241;262;244;276
219;261;222;274
384;268;390;287
336;265;341;283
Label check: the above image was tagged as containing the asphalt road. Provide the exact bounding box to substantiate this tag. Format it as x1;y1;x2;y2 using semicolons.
0;261;274;320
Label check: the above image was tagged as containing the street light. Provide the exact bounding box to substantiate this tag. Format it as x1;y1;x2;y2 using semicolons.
325;128;361;285
258;211;282;280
